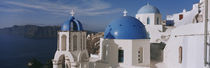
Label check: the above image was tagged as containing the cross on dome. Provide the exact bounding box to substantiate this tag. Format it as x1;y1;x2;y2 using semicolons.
123;9;128;16
70;10;75;16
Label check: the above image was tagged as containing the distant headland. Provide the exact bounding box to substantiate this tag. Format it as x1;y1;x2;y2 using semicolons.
0;25;95;39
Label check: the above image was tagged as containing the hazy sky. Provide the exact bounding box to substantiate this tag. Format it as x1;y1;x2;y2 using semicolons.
0;0;199;32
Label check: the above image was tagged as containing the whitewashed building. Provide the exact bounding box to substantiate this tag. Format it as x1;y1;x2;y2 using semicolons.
156;0;210;68
136;4;163;43
52;0;210;68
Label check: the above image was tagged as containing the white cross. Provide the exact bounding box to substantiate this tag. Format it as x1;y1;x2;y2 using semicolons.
123;9;127;16
70;10;75;16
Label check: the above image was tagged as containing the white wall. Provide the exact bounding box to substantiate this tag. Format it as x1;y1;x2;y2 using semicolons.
145;25;163;43
114;39;133;66
99;38;150;68
99;38;119;68
161;23;210;68
132;39;150;67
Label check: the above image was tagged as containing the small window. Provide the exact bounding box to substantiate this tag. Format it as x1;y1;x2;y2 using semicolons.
138;47;143;63
118;49;124;63
179;46;183;63
147;17;150;24
179;14;183;20
157;17;159;25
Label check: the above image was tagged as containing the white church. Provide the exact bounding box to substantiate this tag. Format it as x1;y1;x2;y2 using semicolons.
52;0;210;68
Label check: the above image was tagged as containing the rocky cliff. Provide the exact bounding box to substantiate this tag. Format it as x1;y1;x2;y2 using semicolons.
0;25;60;39
0;25;95;39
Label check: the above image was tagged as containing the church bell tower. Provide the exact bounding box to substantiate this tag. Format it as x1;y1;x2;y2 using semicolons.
52;10;89;68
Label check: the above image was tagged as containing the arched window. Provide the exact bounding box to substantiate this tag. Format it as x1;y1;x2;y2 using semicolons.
147;17;150;24
61;35;67;51
118;49;124;63
138;47;143;63
179;46;183;63
73;35;77;51
157;17;159;25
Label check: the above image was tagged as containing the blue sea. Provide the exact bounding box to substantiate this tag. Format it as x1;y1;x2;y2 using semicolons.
0;33;57;68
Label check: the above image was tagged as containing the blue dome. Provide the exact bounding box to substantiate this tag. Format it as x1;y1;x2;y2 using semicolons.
61;16;83;31
104;16;148;39
138;4;160;14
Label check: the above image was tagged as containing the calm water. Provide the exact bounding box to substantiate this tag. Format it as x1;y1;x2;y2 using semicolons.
0;33;57;68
